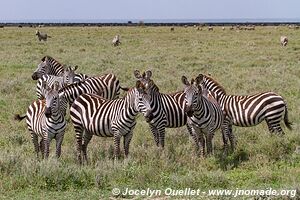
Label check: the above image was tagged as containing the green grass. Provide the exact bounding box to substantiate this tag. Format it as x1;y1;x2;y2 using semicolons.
0;26;299;199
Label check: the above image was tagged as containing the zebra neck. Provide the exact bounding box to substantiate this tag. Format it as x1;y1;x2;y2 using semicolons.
124;93;139;116
193;97;206;116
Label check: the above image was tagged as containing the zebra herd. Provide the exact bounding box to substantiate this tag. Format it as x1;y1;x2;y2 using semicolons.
15;56;292;164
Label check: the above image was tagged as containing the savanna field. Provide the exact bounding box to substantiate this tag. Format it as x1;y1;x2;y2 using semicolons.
0;25;300;199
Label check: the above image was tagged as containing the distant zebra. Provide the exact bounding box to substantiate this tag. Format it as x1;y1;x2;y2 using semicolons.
199;74;292;147
32;56;88;82
35;30;51;41
15;81;66;158
134;70;194;149
36;65;77;99
280;36;288;46
112;35;121;46
182;75;224;156
70;81;153;164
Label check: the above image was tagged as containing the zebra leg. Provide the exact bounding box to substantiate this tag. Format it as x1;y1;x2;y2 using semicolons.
75;128;84;164
206;131;214;156
193;126;205;157
158;128;166;149
43;135;51;159
31;133;39;158
123;132;133;158
113;132;122;160
221;124;229;154
188;125;200;153
266;119;284;135
227;124;236;151
39;139;45;159
82;132;93;164
55;132;64;158
150;125;159;147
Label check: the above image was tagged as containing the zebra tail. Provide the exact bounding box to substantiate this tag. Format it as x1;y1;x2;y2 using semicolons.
14;114;26;121
284;105;292;130
120;86;130;91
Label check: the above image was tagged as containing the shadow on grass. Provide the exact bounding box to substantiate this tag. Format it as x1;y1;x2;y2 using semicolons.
215;149;250;171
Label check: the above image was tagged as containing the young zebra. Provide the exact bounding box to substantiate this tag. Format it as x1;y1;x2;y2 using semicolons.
35;30;51;41
134;70;194;149
14;81;67;159
32;56;88;82
70;81;153;164
36;65;77;99
199;74;292;147
182;76;224;156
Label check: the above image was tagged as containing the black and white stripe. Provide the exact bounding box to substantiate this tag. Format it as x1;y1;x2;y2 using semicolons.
182;76;224;156
70;81;153;164
199;74;292;148
134;70;194;149
36;66;77;99
15;81;67;158
32;56;88;82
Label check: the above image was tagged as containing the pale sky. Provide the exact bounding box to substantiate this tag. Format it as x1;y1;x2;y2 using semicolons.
0;0;299;22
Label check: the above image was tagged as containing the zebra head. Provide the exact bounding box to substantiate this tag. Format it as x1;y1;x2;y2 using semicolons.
35;30;39;35
181;75;204;117
32;56;51;80
62;65;78;85
134;70;157;93
133;80;153;122
42;81;61;118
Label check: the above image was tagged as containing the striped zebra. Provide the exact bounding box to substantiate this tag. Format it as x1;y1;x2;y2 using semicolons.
14;81;66;158
199;74;292;148
36;65;77;99
70;81;153;164
182;75;224;156
57;74;121;110
32;56;88;82
134;70;195;149
35;30;51;41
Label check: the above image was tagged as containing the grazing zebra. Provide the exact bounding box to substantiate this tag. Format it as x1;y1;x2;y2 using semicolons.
32;56;88;82
134;70;195;149
14;81;67;158
35;30;51;41
70;81;153;164
112;35;121;46
199;74;292;147
182;75;224;156
36;65;77;99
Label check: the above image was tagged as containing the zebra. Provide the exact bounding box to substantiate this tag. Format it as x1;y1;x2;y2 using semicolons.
14;81;67;159
69;80;153;164
199;74;292;148
32;56;88;82
57;74;122;109
36;65;77;99
35;30;51;41
181;75;224;156
112;35;121;46
134;70;196;150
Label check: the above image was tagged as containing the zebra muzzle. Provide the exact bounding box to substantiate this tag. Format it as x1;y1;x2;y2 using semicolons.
144;111;154;122
32;72;39;80
184;106;194;117
45;107;52;118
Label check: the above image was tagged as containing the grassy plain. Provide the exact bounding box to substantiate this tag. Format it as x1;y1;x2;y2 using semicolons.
0;25;299;199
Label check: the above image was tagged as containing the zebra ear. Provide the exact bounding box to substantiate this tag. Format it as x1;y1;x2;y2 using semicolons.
134;70;142;79
196;74;204;85
181;76;189;86
52;81;60;91
73;65;78;71
42;81;50;91
144;70;152;80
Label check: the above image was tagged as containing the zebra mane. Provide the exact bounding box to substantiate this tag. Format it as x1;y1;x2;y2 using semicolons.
203;74;227;95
